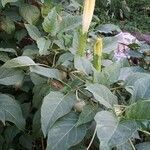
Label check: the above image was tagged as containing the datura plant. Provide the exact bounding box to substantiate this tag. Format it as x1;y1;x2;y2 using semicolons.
0;0;150;150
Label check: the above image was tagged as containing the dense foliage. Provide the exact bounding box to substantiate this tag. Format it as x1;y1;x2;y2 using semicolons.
0;0;150;150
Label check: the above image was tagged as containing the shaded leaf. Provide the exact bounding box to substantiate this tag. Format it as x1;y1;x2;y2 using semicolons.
0;67;24;85
0;94;25;130
1;17;15;34
77;104;97;126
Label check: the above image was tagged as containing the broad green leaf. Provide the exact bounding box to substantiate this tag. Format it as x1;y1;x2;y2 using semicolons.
125;100;150;120
86;84;118;108
74;56;93;75
2;56;36;68
95;111;118;145
47;112;86;150
30;66;61;80
0;67;24;85
103;36;118;54
109;121;138;147
41;91;76;136
1;0;18;7
19;4;40;24
118;66;145;81
125;73;150;101
98;62;122;84
0;94;25;130
25;24;41;41
59;15;81;33
95;111;138;149
135;142;150;150
37;37;51;55
42;7;59;35
1;17;15;34
96;24;121;34
77;104;98;126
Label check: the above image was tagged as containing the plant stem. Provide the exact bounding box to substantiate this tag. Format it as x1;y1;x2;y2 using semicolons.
129;139;136;150
77;31;87;57
87;127;97;150
138;129;150;136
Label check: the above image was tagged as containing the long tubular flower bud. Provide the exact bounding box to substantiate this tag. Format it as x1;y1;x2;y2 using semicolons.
82;0;96;34
93;37;103;71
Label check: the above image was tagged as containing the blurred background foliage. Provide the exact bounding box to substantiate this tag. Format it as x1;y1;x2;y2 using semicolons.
95;0;150;32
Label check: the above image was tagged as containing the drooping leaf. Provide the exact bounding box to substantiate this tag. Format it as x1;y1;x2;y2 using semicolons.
0;67;24;85
125;100;150;120
19;4;40;24
2;56;36;68
86;83;118;108
41;91;76;136
30;66;61;80
0;94;25;130
47;112;86;150
37;37;51;55
25;24;41;41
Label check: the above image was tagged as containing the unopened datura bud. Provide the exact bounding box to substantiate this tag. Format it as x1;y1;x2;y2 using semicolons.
93;37;103;71
74;101;86;112
82;0;96;34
